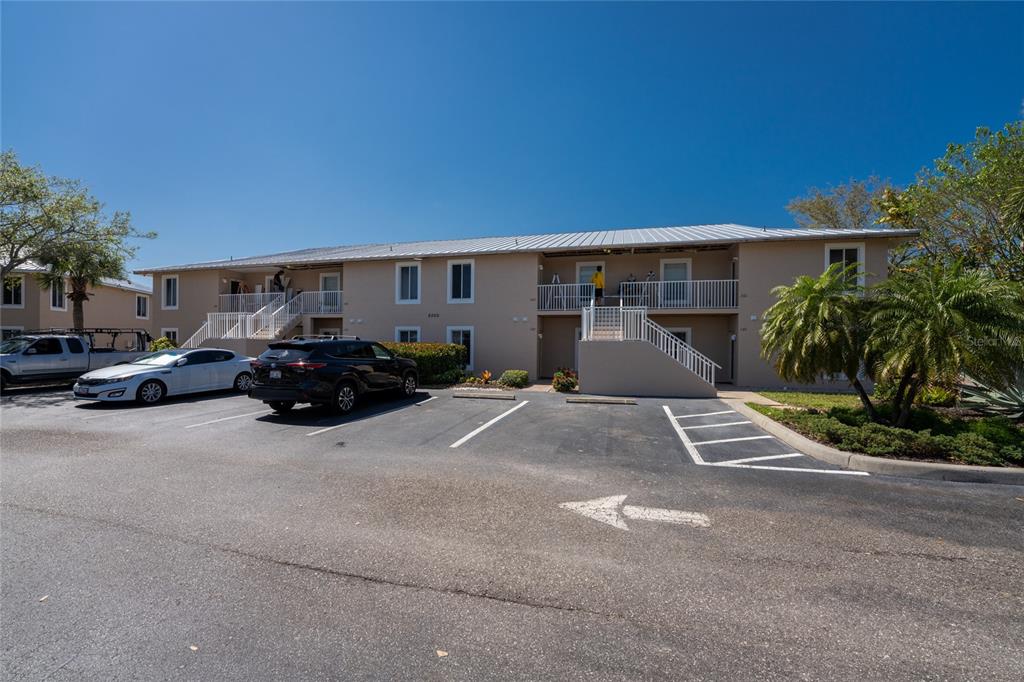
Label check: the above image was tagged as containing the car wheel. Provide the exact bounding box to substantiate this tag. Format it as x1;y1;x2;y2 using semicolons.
234;372;253;392
136;379;165;405
267;400;294;414
333;382;357;415
0;371;8;391
401;372;417;397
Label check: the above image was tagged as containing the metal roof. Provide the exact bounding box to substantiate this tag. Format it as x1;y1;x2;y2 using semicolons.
135;223;916;274
8;261;152;294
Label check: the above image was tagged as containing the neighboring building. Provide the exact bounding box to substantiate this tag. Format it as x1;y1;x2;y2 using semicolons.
1;262;153;340
133;223;914;392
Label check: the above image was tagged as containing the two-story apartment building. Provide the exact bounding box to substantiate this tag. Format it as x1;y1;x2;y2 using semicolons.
2;262;153;339
134;224;912;392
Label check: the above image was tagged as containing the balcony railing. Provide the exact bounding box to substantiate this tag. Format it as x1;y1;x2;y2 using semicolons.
538;280;738;311
619;280;738;309
295;290;343;315
219;292;284;313
537;283;596;311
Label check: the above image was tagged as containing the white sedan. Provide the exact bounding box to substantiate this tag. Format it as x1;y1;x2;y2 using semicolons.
73;348;255;404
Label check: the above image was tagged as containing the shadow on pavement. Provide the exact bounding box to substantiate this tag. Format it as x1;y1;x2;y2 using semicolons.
256;391;434;427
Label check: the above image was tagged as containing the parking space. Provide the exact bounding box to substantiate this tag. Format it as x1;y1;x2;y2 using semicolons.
661;401;869;475
2;386;871;478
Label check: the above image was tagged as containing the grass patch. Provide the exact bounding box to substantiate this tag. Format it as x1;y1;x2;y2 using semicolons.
748;403;1023;467
759;391;862;410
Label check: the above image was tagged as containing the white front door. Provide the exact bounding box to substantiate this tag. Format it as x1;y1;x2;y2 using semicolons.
660;259;691;306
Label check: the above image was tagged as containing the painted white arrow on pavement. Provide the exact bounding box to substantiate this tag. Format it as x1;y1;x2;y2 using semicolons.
559;495;710;531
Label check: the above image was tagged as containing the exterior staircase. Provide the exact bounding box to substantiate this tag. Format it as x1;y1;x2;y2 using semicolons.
579;305;720;396
182;293;305;348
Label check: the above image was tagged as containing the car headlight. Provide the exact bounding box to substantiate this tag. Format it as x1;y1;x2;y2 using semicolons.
98;376;133;384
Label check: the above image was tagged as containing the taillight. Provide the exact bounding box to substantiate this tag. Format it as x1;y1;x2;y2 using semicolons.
250;359;263;368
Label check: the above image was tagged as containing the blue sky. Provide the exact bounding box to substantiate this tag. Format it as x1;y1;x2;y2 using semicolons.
3;2;1022;279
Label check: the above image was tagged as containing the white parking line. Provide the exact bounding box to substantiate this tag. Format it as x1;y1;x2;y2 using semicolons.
679;420;751;430
307;396;437;436
449;400;529;448
662;405;706;464
662;404;869;477
184;410;272;429
717;453;803;465
690;435;775;446
672;410;734;419
718;462;870;475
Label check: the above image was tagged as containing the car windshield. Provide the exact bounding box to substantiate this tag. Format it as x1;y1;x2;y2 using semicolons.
131;350;186;367
0;337;34;354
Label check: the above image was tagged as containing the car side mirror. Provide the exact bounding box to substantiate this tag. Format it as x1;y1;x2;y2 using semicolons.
175;357;188;366
24;348;37;355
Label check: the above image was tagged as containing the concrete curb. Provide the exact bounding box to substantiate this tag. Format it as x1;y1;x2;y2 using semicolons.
452;392;517;401
724;399;1024;486
566;397;637;405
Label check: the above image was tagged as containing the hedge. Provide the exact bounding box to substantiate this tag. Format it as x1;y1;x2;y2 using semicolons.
750;404;1023;467
381;342;468;384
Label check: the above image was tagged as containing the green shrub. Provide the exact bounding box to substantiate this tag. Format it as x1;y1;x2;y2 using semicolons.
552;368;578;393
381;342;467;384
498;370;529;388
149;336;177;351
433;368;465;385
749;404;1024;467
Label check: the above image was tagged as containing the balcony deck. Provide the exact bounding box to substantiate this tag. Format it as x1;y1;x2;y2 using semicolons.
537;280;738;313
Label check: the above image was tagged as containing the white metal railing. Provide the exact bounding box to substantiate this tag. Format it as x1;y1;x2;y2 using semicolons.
581;305;720;385
182;322;211;349
218;292;284;313
296;290;343;314
618;280;738;309
537;283;595;311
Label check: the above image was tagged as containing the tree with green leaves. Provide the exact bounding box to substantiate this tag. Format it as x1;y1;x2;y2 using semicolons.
877;121;1024;280
1;149;154;328
760;263;878;419
870;261;1024;427
1;150;98;279
786;176;892;232
35;212;141;330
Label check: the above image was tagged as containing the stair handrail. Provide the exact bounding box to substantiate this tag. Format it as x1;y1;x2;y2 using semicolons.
580;305;720;385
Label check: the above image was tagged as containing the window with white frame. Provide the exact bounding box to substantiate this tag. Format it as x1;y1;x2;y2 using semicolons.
50;279;67;310
395;262;420;304
2;275;24;307
136;294;149;319
395;326;420;343
447;325;474;370
162;275;179;309
1;326;24;340
160;328;178;344
824;242;865;288
447;259;474;304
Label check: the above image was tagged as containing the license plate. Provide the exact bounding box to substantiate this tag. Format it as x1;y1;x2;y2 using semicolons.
75;388;91;397
269;370;282;379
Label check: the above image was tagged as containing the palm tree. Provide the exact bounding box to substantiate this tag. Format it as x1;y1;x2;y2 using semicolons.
871;261;1024;427
761;263;878;419
37;240;127;330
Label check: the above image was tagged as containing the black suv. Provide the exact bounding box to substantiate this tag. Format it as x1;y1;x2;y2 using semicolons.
249;339;418;414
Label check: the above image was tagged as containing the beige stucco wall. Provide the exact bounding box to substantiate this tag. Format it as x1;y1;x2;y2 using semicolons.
578;340;718;398
735;236;896;388
2;273;151;335
342;254;540;378
538;316;579;377
539;247;736;289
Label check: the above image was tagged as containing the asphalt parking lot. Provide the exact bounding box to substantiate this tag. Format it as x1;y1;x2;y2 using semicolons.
2;384;1023;680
